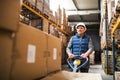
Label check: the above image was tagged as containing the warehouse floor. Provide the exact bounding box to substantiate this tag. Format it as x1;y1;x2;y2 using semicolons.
62;64;113;80
89;64;113;80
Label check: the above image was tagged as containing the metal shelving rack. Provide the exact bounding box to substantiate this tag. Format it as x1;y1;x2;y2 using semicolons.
21;1;70;36
110;16;120;80
110;3;120;80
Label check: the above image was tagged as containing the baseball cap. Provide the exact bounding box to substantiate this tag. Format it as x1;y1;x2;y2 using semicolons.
76;22;87;30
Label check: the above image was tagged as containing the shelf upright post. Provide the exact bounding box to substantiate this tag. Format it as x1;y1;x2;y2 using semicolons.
112;35;115;80
105;2;109;74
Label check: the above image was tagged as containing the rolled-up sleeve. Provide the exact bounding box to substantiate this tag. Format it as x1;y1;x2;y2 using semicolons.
88;37;94;53
66;37;73;54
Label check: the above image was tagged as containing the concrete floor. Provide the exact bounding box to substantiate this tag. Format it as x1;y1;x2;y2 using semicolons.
89;64;113;80
62;64;113;80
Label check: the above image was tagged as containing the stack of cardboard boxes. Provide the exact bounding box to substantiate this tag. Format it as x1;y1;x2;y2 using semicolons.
0;0;20;80
100;0;120;75
12;23;61;80
100;0;107;49
100;0;120;49
101;50;113;75
21;0;71;38
0;0;62;80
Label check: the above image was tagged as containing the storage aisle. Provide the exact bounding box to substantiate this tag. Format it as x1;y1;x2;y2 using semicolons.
89;64;113;80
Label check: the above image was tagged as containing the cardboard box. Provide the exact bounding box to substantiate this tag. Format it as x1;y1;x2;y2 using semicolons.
0;0;20;31
59;34;67;47
37;0;43;11
57;6;62;27
0;30;13;80
47;34;62;74
90;51;95;65
115;71;120;80
30;19;43;30
107;0;115;24
42;0;50;19
43;20;49;33
12;23;47;80
41;71;102;80
26;0;36;6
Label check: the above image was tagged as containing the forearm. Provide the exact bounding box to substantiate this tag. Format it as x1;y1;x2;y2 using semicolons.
80;48;93;58
66;48;72;54
87;37;94;55
66;37;75;58
66;37;73;54
84;37;94;57
85;48;93;56
66;48;75;58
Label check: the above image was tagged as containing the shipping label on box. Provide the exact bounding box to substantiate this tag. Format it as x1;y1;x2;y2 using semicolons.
53;48;57;60
27;44;36;63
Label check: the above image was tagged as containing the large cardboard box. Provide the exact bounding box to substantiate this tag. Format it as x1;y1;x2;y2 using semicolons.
0;0;20;31
47;34;62;74
12;23;47;80
0;30;13;80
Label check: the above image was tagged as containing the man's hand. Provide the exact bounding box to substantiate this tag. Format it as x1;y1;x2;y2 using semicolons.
68;53;75;58
80;53;88;58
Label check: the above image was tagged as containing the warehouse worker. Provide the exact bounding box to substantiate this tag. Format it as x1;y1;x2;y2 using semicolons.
66;22;93;72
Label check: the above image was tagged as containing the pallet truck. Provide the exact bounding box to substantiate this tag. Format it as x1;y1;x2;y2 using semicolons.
67;55;88;72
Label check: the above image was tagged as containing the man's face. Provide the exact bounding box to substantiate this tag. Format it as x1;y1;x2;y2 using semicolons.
76;25;86;35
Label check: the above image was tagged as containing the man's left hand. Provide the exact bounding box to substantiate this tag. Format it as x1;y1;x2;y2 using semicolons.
80;53;88;58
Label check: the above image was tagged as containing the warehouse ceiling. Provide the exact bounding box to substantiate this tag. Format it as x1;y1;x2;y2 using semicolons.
64;0;101;30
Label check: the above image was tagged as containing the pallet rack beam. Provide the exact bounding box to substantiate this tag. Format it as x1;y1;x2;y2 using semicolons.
22;2;70;36
111;16;120;36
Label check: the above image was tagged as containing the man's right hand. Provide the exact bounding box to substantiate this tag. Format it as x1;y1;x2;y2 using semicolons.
68;53;75;58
